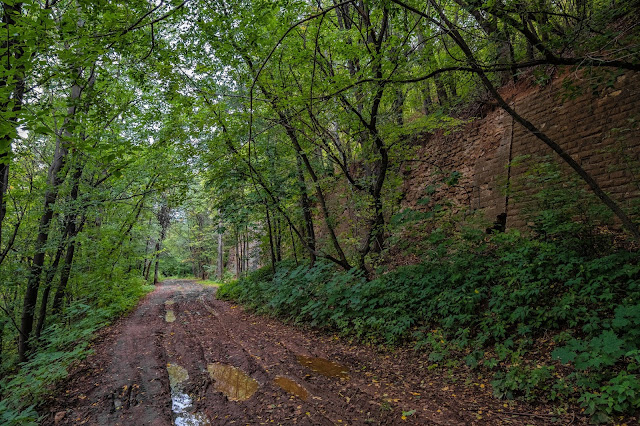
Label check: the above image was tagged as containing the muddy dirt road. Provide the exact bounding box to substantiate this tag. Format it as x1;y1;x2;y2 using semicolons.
44;280;578;425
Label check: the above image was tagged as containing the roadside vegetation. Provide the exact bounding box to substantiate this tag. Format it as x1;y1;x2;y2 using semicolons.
219;177;640;422
0;279;152;424
1;0;639;423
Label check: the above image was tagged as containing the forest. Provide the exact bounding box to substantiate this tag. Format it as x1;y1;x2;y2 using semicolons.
1;0;639;424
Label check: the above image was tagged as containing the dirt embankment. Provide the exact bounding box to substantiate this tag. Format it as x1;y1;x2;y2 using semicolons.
43;280;582;425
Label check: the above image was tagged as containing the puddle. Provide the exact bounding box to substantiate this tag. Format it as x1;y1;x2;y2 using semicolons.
167;364;189;387
172;391;211;426
165;310;176;323
167;364;209;425
207;363;259;401
274;376;309;400
297;355;349;379
172;390;192;412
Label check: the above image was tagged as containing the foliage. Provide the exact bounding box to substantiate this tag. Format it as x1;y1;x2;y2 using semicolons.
0;278;151;423
1;0;638;422
219;217;640;417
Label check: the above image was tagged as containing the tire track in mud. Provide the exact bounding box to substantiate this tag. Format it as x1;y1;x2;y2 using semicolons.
195;297;397;425
44;281;183;425
192;295;450;425
45;280;569;426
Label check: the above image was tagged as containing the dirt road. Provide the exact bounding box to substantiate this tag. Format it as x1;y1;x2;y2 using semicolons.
44;280;577;425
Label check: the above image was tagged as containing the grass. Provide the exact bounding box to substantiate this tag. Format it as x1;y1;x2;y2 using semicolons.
198;279;223;287
160;274;224;287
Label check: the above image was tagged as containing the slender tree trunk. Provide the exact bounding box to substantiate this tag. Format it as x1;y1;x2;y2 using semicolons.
434;75;448;106
52;238;78;316
275;216;282;262
142;217;153;278
265;203;276;273
41;155;84;326
152;232;161;284
0;317;5;360
144;240;154;281
52;208;86;317
34;238;65;339
153;240;161;284
0;2;25;247
289;224;298;265
239;231;244;274
18;71;85;361
393;88;404;126
0;159;9;246
244;224;249;273
152;199;171;284
234;227;240;276
295;155;317;264
216;214;224;281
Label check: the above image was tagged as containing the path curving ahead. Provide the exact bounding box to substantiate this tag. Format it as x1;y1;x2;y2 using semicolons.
44;280;570;425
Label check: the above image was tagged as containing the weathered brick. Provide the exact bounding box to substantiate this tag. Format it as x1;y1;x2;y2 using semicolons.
396;71;640;232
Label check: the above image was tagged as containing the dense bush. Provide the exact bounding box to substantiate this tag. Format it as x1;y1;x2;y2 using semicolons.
218;229;640;419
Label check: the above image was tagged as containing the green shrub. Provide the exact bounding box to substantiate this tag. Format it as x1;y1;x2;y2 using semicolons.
218;228;639;418
215;158;640;418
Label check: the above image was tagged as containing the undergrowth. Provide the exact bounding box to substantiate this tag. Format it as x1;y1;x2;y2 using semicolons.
0;277;152;425
218;170;640;422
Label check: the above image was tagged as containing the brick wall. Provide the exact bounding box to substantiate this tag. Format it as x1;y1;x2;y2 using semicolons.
402;71;640;231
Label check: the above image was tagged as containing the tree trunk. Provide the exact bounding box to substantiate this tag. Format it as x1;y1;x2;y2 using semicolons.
0;2;25;247
51;238;78;316
216;214;224;281
434;74;448;106
289;224;298;265
41;155;83;326
34;239;65;339
295;155;317;264
142;217;154;279
265;203;276;273
393;88;404;126
153;199;171;284
153;242;160;284
275;216;282;262
144;240;154;281
18;71;85;362
244;225;249;273
235;227;240;276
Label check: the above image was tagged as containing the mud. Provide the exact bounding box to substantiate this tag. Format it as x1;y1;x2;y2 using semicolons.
43;280;584;425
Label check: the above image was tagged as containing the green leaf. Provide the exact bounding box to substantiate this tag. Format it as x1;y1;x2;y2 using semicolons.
552;347;577;364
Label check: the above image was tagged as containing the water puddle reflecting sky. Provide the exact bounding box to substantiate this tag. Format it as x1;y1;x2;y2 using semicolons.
166;363;210;426
207;363;259;401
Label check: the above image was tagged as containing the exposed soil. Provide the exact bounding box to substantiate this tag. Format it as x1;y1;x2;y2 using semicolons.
43;280;585;425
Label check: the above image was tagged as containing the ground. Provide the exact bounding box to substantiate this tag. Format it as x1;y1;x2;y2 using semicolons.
43;280;585;425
